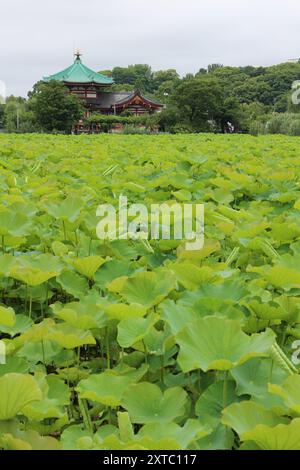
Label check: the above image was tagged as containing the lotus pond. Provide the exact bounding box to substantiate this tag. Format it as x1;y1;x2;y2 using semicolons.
0;133;300;450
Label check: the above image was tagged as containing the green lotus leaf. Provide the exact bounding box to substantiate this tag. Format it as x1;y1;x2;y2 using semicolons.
159;300;198;335
0;357;29;377
56;270;88;298
0;254;17;276
177;239;221;261
7;254;62;279
247;299;297;321
171;189;192;201
0;421;61;450
22;401;66;421
51;241;69;256
107;275;128;293
248;265;300;290
241;418;300;450
0;306;16;327
0;433;32;450
121;383;187;423
94;259;134;288
22;376;70;421
48;324;96;349
117;314;158;348
76;371;134;407
231;357;288;409
211;188;234;204
44;195;84;222
60;425;93;450
29;254;64;273
143;327;173;355
184;280;248;305
0;373;42;420
61;424;118;450
269;375;300;415
108;240;141;261
10;266;57;286
19;319;56;343
0;314;33;337
16;339;63;365
222;401;286;438
270;222;300;243
105;303;148;321
52;302;107;330
169;263;214;290
0;210;31;237
176;316;275;372
57;366;89;382
70;256;107;279
186;154;208;165
120;270;176;307
196;423;234;450
102;434;180;450
138;420;211;449
195;380;239;428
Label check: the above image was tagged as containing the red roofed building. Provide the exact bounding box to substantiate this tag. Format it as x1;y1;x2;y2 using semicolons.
43;52;163;131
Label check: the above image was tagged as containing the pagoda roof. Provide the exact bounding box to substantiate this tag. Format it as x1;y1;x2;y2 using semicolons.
97;90;163;109
43;54;114;86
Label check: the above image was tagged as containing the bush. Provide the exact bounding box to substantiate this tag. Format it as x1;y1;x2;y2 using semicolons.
123;125;152;135
172;123;194;134
288;120;300;136
250;113;300;136
249;121;265;136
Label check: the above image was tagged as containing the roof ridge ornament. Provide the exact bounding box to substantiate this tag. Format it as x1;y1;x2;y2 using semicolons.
74;49;82;62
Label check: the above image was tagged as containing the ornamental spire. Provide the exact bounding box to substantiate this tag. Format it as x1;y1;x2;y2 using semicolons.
74;49;82;62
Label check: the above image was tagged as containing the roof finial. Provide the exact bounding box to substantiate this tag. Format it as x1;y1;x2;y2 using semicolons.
74;49;82;62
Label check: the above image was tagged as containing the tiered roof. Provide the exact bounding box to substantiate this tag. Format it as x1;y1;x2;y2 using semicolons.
44;53;114;86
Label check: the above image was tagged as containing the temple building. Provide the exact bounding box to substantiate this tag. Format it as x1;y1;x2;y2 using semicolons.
43;52;163;129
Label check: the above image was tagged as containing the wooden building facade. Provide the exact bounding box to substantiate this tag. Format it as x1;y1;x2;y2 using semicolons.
43;52;163;132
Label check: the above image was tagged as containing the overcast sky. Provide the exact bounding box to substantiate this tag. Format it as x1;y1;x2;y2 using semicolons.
1;0;299;97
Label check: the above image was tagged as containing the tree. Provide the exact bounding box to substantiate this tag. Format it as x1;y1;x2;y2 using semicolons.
152;69;180;89
131;64;153;92
3;96;35;133
112;66;136;85
98;69;113;77
0;103;4;129
237;102;268;132
112;64;153;92
233;63;300;106
220;96;242;132
111;83;135;92
157;106;181;132
29;81;83;133
204;66;248;98
154;80;179;103
170;76;225;131
207;64;223;74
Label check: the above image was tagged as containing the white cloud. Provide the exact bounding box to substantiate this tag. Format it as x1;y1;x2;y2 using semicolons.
0;0;299;96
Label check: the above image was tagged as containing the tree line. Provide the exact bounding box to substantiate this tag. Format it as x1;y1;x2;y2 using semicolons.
1;61;300;134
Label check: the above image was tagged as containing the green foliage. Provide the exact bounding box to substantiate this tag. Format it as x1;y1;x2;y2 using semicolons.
28;81;84;133
0;104;4;128
251;113;300;136
100;65;180;102
0;133;299;450
86;113;160;133
170;76;224;132
3;96;35;133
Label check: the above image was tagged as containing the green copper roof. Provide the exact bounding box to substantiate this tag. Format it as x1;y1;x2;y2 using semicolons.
43;55;114;85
